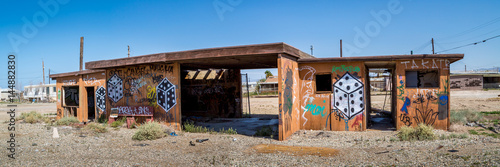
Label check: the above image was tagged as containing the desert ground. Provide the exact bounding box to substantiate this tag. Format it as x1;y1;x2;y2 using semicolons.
1;90;499;166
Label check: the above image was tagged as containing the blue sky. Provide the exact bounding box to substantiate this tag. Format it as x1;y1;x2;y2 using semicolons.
1;0;500;89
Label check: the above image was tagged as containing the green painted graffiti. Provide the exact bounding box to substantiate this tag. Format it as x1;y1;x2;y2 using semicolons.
304;103;327;117
397;80;405;101
332;65;360;74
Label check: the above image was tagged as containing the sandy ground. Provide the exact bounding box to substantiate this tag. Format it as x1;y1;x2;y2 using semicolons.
0;103;56;121
1;90;500;166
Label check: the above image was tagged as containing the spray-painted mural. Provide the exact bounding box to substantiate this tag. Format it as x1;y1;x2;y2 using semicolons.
299;62;365;132
106;63;181;129
107;74;124;103
157;78;176;113
279;55;301;140
396;59;450;130
332;72;364;120
96;86;106;113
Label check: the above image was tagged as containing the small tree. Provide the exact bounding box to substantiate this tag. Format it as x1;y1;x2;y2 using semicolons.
265;70;273;79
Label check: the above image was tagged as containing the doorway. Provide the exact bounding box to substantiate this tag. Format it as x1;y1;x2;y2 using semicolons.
86;87;96;121
366;68;396;131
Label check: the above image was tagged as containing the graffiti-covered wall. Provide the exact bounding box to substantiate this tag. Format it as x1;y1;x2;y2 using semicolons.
450;75;483;90
278;54;301;140
106;63;181;129
298;62;366;132
396;59;450;130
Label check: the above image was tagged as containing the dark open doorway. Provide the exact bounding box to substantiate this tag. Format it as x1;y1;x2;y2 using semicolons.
86;87;96;121
366;67;396;131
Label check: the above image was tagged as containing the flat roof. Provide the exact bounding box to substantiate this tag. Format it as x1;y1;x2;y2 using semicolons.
298;54;464;63
85;42;313;70
49;69;105;79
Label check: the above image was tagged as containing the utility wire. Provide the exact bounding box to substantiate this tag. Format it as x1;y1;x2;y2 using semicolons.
435;34;500;54
438;16;500;41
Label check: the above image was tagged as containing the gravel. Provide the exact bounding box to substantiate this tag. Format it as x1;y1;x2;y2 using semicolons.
1;122;500;166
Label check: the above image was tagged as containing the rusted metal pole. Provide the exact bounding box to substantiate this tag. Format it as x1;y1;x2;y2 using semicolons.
246;73;251;117
80;37;84;71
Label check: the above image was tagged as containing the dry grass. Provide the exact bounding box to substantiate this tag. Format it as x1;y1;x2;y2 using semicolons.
252;144;339;157
449;124;468;132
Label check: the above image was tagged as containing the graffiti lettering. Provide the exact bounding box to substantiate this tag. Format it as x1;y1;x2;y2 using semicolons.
63;79;76;85
116;106;153;116
331;65;360;74
304;103;327;117
147;86;157;107
400;113;412;126
401;59;450;69
83;76;101;85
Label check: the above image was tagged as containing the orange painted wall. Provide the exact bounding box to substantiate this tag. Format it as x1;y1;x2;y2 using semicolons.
278;54;301;141
105;63;181;130
80;72;107;122
298;62;366;131
55;75;81;120
395;59;450;130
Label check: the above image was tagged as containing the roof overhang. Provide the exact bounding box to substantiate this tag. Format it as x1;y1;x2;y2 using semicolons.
85;42;313;70
298;54;464;64
49;69;105;79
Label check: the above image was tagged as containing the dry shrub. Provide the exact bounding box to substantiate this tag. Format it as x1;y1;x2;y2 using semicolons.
56;117;79;126
450;109;483;125
132;121;165;141
19;111;44;124
84;122;107;133
397;123;436;141
449;124;467;132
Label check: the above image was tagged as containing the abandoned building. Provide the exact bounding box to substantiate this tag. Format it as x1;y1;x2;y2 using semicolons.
50;42;464;140
450;72;500;90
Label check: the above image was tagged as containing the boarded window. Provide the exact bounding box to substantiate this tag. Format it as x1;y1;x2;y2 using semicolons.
63;86;79;106
316;74;332;92
406;70;439;88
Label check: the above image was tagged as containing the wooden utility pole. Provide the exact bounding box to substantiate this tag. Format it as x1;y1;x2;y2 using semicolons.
80;37;84;71
340;39;343;57
42;60;45;85
431;38;435;54
465;65;467;72
128;45;130;57
310;45;313;56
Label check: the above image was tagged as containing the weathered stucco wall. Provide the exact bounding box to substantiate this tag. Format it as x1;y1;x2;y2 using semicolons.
56;76;80;120
105;63;181;129
278;54;301;141
396;59;450;130
55;72;107;122
298;62;366;132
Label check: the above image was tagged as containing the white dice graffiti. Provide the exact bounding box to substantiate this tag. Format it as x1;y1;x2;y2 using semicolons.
96;86;106;112
332;72;364;120
157;78;176;113
107;74;123;103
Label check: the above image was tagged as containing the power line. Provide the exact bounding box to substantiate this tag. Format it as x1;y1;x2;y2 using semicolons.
438;16;500;41
435;34;500;54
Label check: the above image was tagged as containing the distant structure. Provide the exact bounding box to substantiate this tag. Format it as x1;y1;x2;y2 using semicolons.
259;76;278;93
0;88;21;102
450;72;500;90
241;81;257;93
23;84;57;102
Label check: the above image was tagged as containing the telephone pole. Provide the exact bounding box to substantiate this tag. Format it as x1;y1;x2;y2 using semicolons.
310;45;313;56
80;37;84;71
431;38;435;54
42;60;45;85
340;39;343;57
128;45;130;57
